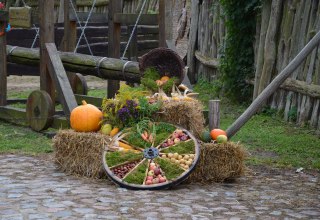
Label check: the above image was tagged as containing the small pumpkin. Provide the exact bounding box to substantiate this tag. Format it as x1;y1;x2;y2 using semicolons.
70;100;103;132
160;76;170;82
210;129;227;140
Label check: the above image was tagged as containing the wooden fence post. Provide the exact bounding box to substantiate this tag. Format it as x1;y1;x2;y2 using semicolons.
64;0;77;52
209;100;220;131
159;0;172;47
107;0;122;98
0;11;8;106
39;0;55;101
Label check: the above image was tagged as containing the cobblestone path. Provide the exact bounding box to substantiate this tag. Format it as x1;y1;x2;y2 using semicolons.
0;154;319;220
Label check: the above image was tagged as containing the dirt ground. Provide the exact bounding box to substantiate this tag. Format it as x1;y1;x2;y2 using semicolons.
7;75;107;93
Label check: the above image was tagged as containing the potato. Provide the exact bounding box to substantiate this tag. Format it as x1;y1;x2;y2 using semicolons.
173;153;179;159
178;155;183;160
184;155;190;160
168;153;173;158
162;154;167;158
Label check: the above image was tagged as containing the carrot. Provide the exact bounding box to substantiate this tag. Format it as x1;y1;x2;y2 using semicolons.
141;133;148;141
118;141;134;150
148;134;153;142
144;131;149;139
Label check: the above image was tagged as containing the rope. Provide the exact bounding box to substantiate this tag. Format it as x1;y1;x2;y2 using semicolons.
95;57;108;77
7;46;18;62
122;61;134;81
31;24;40;49
121;0;148;60
70;0;95;55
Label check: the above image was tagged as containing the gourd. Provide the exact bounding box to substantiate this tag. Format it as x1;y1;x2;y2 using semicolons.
70;100;103;132
210;129;227;140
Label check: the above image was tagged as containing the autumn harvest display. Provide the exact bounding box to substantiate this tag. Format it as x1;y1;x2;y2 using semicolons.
53;49;246;189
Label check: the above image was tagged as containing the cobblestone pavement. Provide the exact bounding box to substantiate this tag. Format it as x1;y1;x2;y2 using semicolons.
0;154;319;220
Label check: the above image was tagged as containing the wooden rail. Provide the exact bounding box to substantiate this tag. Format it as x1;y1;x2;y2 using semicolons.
6;45;141;82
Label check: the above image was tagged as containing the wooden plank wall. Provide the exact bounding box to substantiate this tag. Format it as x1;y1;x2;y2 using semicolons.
187;0;225;83
187;0;320;131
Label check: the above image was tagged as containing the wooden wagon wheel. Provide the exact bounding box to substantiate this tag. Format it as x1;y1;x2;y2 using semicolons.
26;90;54;131
103;122;200;190
68;73;88;95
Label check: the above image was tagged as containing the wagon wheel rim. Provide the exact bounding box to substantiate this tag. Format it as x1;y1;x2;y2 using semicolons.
102;123;200;190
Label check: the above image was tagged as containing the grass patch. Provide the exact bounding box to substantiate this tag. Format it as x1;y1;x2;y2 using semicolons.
195;79;320;170
161;140;195;155
124;122;176;149
123;159;148;184
106;151;143;168
154;158;185;180
0;121;52;155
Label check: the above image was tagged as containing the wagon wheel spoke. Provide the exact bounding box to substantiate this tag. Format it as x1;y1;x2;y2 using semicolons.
103;123;200;190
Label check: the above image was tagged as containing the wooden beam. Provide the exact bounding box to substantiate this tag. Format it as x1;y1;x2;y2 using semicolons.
0;106;27;126
6;45;141;82
45;43;78;118
39;0;55;101
248;78;320;99
113;14;158;25
128;25;138;61
158;0;166;47
63;0;77;52
75;95;103;107
209;100;220;130
0;12;8;106
226;30;320;139
195;51;220;69
187;0;199;84
108;0;122;98
70;12;108;23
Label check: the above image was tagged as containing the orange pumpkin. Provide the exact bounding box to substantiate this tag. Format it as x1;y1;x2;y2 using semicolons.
210;129;227;140
70;100;103;132
160;76;170;82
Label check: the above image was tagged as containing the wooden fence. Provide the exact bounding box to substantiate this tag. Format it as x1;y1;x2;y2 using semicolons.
187;0;320;131
187;0;225;83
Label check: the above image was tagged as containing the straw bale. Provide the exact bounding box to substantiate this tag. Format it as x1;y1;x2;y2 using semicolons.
159;99;205;138
53;130;111;178
53;131;246;183
186;141;247;183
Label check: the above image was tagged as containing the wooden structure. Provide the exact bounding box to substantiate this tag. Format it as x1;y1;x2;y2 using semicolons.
187;0;320;132
0;0;173;131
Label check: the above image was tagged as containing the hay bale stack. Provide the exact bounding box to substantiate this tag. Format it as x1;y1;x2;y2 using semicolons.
53;131;247;183
53;130;111;178
186;142;247;183
159;99;205;138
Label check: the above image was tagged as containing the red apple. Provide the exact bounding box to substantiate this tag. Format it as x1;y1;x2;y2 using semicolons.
159;177;166;183
146;176;153;181
154;168;161;176
180;135;188;141
149;165;156;171
161;143;168;148
167;139;174;146
172;133;179;139
146;180;153;185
